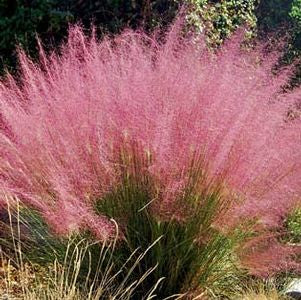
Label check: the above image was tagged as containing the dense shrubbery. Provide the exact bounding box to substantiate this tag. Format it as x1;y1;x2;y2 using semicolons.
0;0;72;73
0;0;261;73
0;19;300;297
185;0;257;45
256;0;293;32
0;0;178;73
1;0;300;74
256;0;301;87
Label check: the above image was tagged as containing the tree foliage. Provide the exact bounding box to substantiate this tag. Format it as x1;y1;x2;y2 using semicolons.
185;0;257;45
0;0;73;72
0;0;178;73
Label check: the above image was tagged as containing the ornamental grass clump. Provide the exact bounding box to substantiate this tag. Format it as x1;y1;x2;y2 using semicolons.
0;19;301;297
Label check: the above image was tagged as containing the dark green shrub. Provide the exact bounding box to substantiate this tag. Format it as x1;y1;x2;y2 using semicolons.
0;0;73;73
0;0;179;74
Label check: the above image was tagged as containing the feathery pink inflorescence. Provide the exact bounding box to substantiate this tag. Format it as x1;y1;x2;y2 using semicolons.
0;22;300;272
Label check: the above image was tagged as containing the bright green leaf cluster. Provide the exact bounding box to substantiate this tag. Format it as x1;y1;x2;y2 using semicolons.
286;207;301;243
185;0;257;46
290;0;301;25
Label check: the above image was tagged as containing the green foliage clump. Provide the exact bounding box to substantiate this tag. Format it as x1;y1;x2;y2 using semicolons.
290;0;301;26
0;0;178;74
286;208;301;243
0;0;73;73
256;0;293;33
185;0;257;46
256;0;301;88
289;0;301;57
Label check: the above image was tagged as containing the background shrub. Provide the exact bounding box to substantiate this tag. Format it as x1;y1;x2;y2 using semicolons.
185;0;257;45
0;0;178;74
0;0;73;73
1;1;300;75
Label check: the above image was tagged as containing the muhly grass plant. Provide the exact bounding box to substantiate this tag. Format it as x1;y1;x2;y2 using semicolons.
94;144;248;298
0;19;301;297
0;203;290;300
